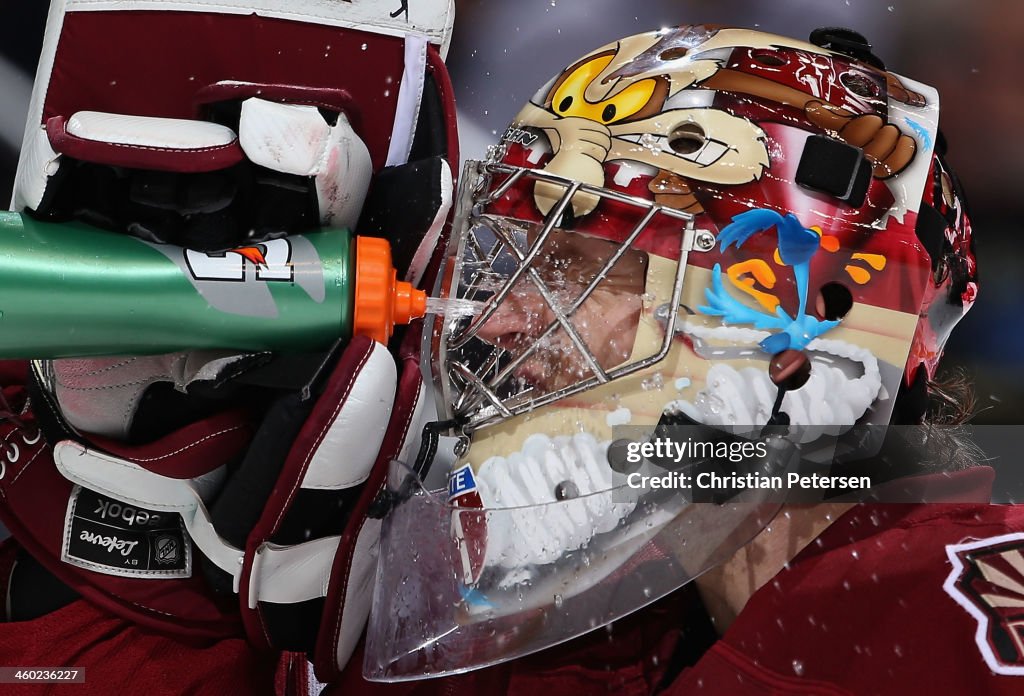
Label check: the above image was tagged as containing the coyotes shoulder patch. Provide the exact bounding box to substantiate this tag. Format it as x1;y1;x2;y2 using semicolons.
945;533;1024;676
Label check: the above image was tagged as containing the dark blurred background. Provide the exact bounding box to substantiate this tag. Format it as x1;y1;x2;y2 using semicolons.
1;0;1020;422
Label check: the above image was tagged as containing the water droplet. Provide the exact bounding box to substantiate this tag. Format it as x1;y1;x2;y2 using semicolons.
894;644;903;657
553;594;564;608
638;133;661;152
887;5;895;11
361;43;368;50
641;373;664;391
850;550;860;560
792;660;804;676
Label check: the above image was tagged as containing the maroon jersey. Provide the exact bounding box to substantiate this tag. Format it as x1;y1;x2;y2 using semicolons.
0;540;278;695
668;468;1023;695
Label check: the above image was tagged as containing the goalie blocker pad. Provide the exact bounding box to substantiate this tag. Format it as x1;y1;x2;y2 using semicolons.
44;333;431;680
0;333;427;678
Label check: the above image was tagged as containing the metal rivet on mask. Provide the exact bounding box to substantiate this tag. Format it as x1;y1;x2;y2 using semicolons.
694;230;716;251
607;438;642;474
554;480;580;501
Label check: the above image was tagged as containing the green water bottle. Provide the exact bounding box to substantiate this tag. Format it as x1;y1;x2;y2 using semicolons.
0;212;426;357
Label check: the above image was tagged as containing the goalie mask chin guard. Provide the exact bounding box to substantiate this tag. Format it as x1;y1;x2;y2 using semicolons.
364;458;781;681
366;23;979;680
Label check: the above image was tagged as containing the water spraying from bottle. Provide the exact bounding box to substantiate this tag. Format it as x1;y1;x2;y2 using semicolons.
424;297;485;318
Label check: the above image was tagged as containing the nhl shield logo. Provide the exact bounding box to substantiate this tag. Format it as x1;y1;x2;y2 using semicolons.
945;533;1024;676
155;534;181;565
448;464;488;586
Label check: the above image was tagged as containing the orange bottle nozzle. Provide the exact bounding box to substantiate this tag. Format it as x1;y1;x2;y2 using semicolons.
352;236;428;344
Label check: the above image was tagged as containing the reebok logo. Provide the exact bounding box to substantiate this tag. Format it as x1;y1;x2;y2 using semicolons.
93;499;164;527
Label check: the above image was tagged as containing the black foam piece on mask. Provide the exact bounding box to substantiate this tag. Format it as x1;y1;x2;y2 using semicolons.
795;135;872;208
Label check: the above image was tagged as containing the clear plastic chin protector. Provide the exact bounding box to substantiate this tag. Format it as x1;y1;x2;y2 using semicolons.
366;24;943;680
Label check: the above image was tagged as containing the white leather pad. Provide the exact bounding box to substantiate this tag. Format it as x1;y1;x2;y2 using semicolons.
66;110;237;149
238;98;372;231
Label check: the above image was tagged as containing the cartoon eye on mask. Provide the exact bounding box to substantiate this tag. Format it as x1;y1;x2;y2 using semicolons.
549;52;664;124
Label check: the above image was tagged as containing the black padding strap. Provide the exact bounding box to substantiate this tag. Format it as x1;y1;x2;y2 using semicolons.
409;72;448;161
31;160;320;252
357;156;446;277
203;339;346;596
366;418;461;519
